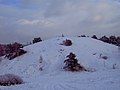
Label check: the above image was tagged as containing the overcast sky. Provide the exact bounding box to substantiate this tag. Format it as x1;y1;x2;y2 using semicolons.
0;0;120;43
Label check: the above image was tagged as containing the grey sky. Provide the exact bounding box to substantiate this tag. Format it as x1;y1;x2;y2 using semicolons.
0;0;120;43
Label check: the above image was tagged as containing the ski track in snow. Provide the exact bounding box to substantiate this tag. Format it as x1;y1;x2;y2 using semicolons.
1;68;120;90
10;69;118;90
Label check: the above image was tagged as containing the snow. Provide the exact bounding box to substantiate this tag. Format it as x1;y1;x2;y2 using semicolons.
0;37;120;90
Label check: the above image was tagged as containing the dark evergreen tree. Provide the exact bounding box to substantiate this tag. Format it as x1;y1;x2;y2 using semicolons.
63;52;86;71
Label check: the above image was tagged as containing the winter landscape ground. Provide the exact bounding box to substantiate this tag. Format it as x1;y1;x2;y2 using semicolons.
0;37;120;90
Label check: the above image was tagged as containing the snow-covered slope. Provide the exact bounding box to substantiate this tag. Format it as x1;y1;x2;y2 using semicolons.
0;37;120;90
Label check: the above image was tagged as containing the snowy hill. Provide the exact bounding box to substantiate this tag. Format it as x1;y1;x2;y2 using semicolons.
0;37;120;90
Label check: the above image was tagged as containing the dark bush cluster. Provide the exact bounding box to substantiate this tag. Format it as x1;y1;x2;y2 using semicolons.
78;35;90;37
79;35;86;37
5;49;27;60
63;52;86;71
33;37;42;44
0;42;27;60
0;45;4;56
91;35;120;46
62;39;72;46
5;43;27;60
99;36;120;46
0;74;23;86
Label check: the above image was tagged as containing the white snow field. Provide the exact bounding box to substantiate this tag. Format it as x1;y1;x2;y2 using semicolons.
0;37;120;90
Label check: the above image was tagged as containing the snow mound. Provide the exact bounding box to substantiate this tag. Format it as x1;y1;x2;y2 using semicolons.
0;37;120;90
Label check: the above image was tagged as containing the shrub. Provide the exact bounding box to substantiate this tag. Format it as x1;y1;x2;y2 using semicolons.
5;49;27;60
92;35;98;39
109;36;117;44
116;37;120;46
63;52;86;71
0;74;23;86
63;39;72;46
99;35;120;46
99;36;110;43
33;37;42;44
0;42;26;60
80;35;86;37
